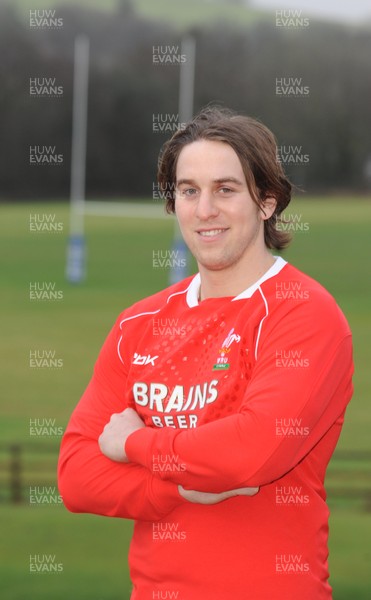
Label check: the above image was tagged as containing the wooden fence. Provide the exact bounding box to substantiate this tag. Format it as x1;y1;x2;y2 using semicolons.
0;443;370;510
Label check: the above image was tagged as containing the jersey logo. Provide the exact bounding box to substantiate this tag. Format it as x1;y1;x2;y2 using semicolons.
132;353;159;366
221;328;241;349
212;328;241;371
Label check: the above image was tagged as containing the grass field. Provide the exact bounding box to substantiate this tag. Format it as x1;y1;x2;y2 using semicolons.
1;198;371;599
11;0;266;28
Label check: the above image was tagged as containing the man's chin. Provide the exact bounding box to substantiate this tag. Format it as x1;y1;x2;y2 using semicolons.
197;257;232;272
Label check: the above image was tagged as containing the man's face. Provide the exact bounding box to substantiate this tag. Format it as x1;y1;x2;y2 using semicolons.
174;139;274;273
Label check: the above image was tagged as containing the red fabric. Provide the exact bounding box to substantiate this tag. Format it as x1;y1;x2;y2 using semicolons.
58;261;353;599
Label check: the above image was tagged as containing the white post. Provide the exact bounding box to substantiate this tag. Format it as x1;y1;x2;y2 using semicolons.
169;36;196;285
178;36;196;124
66;35;90;283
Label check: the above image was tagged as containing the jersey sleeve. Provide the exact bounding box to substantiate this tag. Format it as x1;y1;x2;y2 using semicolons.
58;316;184;521
125;297;354;492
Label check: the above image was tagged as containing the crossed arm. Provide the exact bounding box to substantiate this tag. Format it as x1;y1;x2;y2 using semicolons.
98;408;259;503
99;333;352;494
58;318;258;524
59;308;353;520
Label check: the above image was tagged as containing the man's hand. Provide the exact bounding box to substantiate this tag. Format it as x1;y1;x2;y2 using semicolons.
98;408;145;462
178;485;259;505
99;411;260;503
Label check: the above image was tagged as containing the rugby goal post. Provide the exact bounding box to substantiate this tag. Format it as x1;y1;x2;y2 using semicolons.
169;35;196;284
66;35;196;284
66;35;89;283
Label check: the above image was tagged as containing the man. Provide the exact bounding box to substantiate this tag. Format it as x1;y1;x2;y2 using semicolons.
58;107;353;599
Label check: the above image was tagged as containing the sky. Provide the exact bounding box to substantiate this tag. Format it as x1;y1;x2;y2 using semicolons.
250;0;371;23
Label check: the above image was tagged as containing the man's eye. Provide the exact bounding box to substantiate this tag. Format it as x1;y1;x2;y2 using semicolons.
219;187;233;194
182;188;197;196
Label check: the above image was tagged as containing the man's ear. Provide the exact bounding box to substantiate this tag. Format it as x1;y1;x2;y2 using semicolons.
260;197;277;220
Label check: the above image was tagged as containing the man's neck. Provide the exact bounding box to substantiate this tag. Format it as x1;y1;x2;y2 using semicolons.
198;251;276;301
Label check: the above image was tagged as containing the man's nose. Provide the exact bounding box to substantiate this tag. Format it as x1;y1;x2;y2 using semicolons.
195;190;220;220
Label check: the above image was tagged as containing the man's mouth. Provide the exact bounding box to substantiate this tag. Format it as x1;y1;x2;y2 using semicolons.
197;228;228;237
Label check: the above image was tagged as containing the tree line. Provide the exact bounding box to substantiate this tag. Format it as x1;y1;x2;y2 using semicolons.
1;1;370;201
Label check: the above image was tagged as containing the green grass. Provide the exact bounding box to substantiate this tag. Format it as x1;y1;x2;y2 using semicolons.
2;198;369;449
328;510;371;599
0;506;133;600
0;506;370;599
1;197;371;598
279;197;371;452
10;0;266;29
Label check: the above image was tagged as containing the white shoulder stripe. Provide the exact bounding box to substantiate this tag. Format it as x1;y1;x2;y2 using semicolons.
117;335;125;365
117;281;193;364
254;286;269;360
166;281;194;304
119;308;161;329
117;310;160;365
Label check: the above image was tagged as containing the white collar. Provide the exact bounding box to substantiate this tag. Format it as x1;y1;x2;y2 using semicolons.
186;256;287;307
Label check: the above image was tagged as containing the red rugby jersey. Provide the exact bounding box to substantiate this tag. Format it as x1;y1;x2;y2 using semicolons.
58;257;353;599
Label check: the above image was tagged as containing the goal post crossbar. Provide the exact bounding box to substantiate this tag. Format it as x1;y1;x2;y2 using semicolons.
81;200;173;219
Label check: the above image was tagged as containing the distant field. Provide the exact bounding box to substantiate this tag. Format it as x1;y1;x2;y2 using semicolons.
1;198;370;447
1;198;370;599
11;0;266;28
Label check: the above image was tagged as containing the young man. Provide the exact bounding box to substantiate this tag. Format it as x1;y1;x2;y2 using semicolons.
58;107;353;599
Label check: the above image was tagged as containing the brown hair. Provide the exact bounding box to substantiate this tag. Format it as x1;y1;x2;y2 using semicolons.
157;106;292;250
